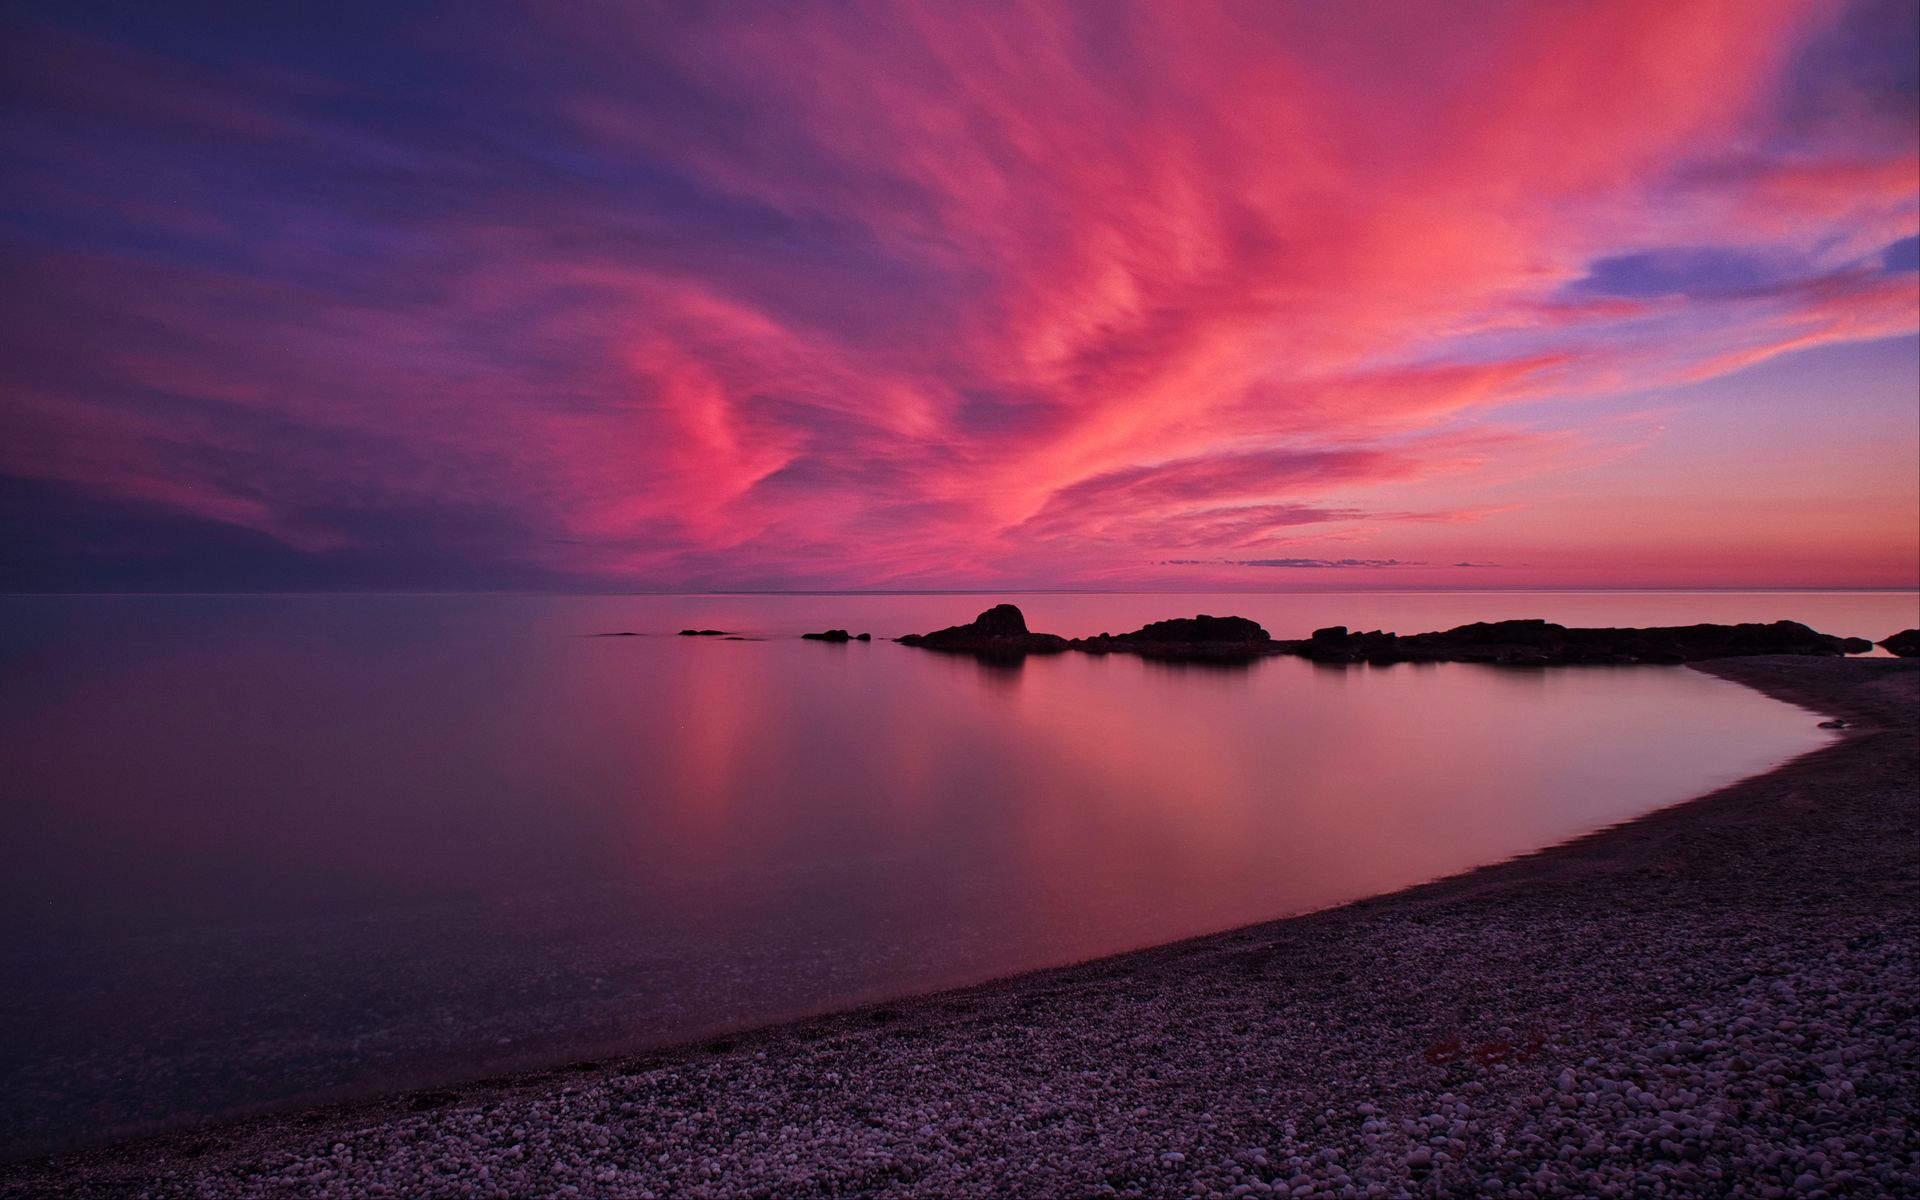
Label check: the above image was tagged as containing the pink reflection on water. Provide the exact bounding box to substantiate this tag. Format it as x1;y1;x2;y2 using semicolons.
0;592;1869;1156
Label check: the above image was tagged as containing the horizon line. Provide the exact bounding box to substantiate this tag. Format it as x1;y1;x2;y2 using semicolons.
5;587;1917;598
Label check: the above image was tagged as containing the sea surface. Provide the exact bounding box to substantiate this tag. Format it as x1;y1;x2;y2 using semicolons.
2;591;1913;1157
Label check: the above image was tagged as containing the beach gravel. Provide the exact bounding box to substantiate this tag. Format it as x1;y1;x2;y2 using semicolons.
3;656;1914;1198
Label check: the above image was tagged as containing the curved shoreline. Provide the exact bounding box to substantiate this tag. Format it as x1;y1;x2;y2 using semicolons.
4;656;1915;1197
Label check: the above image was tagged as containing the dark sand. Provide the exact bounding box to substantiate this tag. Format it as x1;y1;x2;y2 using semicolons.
4;656;1914;1198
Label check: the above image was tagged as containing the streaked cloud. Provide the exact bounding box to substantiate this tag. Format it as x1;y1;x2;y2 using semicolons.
1164;558;1429;570
0;0;1914;590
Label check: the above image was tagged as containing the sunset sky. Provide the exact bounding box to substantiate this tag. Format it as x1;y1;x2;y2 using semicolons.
2;0;1916;592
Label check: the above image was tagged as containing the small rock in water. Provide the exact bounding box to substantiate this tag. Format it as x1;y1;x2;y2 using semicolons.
1878;628;1920;656
896;604;1070;657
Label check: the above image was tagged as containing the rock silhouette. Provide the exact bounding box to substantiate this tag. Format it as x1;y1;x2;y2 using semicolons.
1881;629;1920;657
1074;614;1275;661
678;629;729;637
802;629;871;642
895;604;1069;657
893;607;1876;666
1288;619;1872;665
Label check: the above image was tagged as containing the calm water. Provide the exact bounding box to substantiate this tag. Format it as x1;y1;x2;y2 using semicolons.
1;592;1912;1157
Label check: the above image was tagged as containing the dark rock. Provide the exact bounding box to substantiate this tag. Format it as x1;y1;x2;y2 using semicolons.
970;603;1031;635
1108;614;1270;644
855;632;871;641
1073;614;1278;661
1880;629;1920;657
1285;618;1869;666
896;604;1069;657
591;632;640;637
802;629;853;642
678;629;729;637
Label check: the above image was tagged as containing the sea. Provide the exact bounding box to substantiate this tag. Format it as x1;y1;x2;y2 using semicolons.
1;590;1913;1157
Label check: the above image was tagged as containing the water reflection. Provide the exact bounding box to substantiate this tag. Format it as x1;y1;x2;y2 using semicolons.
0;593;1865;1157
1132;654;1263;676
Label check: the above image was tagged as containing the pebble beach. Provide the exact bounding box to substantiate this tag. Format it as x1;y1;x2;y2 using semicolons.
4;655;1914;1199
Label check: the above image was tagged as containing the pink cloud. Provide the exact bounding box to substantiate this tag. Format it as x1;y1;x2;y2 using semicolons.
1;0;1914;590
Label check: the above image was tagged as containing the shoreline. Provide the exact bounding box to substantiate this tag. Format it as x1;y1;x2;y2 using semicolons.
4;655;1914;1197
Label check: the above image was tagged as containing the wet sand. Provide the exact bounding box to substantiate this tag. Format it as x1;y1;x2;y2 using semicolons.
4;655;1914;1198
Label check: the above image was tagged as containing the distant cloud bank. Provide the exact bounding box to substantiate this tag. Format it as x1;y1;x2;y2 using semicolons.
1162;558;1431;570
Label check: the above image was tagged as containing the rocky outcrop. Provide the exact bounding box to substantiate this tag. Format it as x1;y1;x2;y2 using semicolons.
1074;614;1279;661
1287;619;1872;665
891;607;1875;667
678;629;729;637
802;629;872;642
895;604;1069;657
1880;629;1920;658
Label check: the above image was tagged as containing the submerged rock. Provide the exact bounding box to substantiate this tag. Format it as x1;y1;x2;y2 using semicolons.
896;604;1069;657
1881;629;1920;658
678;629;729;637
1287;619;1871;666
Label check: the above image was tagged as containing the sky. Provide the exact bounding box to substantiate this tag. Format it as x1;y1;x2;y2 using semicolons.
2;0;1917;593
